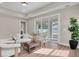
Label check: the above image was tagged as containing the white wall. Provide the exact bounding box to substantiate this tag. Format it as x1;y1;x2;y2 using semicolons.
27;4;79;46
60;4;79;45
27;20;35;34
0;14;28;57
0;14;20;39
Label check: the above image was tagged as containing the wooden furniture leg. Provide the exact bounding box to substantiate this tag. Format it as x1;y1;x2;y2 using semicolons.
40;42;42;48
14;48;18;57
0;47;1;57
44;43;46;47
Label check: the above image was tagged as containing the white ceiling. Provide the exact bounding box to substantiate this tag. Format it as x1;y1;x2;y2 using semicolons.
0;2;51;14
0;2;78;19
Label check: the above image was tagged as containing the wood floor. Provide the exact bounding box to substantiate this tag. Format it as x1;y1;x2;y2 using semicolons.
19;44;79;57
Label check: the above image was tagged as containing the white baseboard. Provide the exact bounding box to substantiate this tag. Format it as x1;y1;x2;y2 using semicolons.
58;43;69;47
58;42;79;48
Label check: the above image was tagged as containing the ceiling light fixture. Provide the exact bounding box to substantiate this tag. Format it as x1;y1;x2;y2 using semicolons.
21;2;28;6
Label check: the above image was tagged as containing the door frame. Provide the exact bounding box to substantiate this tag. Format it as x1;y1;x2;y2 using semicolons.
34;14;61;43
19;20;27;34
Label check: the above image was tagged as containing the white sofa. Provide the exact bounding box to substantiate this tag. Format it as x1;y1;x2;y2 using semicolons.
0;33;33;57
0;39;21;57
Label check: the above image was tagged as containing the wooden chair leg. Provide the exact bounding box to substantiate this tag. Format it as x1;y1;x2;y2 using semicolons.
28;47;30;54
43;42;46;47
15;48;18;57
0;47;2;57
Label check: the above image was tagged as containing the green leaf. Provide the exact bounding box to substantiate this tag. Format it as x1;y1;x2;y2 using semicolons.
68;17;79;41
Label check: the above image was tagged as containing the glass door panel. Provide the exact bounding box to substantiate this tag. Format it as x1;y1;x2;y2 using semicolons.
35;15;60;43
36;21;42;36
51;16;59;41
41;20;49;38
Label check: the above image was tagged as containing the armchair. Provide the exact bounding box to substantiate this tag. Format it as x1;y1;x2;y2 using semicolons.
21;35;41;53
12;33;41;53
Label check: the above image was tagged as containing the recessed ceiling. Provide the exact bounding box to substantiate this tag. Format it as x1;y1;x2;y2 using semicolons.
0;2;51;14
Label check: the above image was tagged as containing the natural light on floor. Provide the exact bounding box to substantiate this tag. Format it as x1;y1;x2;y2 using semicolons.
33;48;53;55
50;49;70;57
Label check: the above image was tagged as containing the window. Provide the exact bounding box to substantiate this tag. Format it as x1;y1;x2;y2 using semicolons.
35;15;60;43
36;21;42;35
41;20;49;38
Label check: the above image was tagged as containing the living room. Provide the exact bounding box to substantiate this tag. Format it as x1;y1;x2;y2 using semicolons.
0;2;79;57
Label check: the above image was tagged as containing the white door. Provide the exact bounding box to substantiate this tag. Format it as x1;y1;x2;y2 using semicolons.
49;15;60;43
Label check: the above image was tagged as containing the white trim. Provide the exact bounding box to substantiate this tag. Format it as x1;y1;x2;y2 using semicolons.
33;14;60;20
58;43;69;47
18;20;21;34
34;14;61;43
58;14;61;44
27;2;79;18
19;20;27;34
58;42;79;48
50;14;61;43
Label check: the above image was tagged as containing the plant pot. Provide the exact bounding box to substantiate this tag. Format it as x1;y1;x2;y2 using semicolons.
69;40;78;49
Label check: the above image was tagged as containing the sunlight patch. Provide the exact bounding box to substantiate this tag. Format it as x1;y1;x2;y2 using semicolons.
33;48;53;55
50;49;70;57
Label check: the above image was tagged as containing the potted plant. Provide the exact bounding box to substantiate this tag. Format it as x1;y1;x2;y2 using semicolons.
68;17;79;49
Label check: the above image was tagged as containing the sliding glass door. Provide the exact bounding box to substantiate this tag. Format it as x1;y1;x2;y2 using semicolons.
35;15;60;43
41;19;49;38
50;16;59;42
36;19;49;38
36;20;42;36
